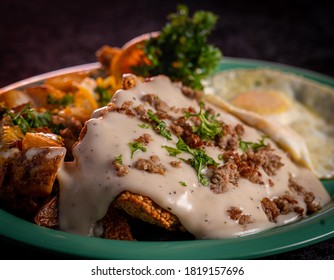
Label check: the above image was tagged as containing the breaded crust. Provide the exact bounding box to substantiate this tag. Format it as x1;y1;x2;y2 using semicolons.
34;194;135;241
113;191;184;231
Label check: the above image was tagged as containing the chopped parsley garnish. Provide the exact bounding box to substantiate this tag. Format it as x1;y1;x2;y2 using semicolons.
239;135;268;152
129;141;147;159
147;110;172;140
47;93;74;107
6;103;52;134
176;137;218;186
138;123;152;129
162;145;183;157
95;86;112;107
133;5;222;90
115;154;123;164
179;181;187;187
162;138;218;185
185;102;222;140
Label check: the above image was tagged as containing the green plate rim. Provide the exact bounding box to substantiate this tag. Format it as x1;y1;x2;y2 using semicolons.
0;57;333;260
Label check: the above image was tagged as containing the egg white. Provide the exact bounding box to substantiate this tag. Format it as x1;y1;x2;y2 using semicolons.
206;68;334;179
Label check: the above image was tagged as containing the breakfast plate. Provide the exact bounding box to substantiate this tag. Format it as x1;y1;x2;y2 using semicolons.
0;57;333;259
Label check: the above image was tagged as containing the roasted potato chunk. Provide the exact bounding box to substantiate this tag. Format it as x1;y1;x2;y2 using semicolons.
11;147;66;196
24;84;66;109
21;132;64;150
45;72;88;92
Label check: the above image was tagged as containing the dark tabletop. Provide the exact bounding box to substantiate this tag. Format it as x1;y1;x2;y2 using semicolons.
0;0;333;260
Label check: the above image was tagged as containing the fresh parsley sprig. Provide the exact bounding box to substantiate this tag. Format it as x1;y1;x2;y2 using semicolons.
162;145;182;157
133;5;222;90
239;135;268;152
163;138;219;185
6;103;53;134
147;110;172;140
129;142;147;159
176;137;218;186
185;102;222;140
114;154;123;164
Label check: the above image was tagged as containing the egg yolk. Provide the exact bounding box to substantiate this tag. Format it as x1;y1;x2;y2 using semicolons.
230;90;291;115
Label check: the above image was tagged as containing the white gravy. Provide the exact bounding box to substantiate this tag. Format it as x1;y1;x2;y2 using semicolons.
57;75;330;239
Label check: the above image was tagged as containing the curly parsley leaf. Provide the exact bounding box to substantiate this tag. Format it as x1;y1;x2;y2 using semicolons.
185;101;222;140
176;137;218;186
133;5;222;90
162;145;183;157
115;154;123;165
147;110;172;140
239;135;268;152
129;141;147;159
6;104;53;134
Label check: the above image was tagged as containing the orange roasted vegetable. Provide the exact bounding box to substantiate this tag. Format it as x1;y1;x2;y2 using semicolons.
24;84;66;109
0;90;32;108
45;72;89;92
21;132;64;150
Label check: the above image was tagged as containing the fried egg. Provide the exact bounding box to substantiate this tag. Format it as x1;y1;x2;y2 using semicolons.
205;68;334;179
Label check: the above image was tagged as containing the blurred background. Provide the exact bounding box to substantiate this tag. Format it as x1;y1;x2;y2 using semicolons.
0;0;333;259
1;0;334;87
